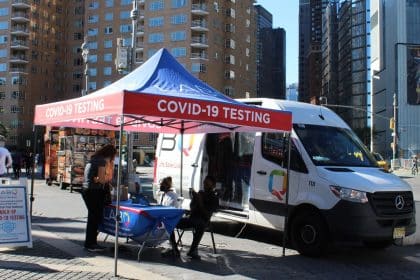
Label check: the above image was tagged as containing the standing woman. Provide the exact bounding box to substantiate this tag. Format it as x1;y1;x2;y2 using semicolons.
82;144;117;252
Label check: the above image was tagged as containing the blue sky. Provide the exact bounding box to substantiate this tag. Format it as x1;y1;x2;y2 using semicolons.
255;0;299;86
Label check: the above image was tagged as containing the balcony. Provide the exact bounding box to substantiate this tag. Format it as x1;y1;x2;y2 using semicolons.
10;55;28;64
135;43;144;52
191;52;208;60
10;66;27;74
136;27;144;36
11;0;30;9
10;26;29;36
11;40;29;50
191;36;208;48
191;4;209;15
11;12;30;22
191;20;208;32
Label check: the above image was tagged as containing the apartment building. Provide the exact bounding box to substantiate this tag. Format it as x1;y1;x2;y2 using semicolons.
0;0;257;151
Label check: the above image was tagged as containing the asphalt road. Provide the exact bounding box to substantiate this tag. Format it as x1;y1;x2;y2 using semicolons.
29;169;420;279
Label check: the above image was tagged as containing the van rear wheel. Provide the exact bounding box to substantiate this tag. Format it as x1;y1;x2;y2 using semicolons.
290;211;328;257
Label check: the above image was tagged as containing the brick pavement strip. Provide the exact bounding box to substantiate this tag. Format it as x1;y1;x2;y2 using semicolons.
0;225;170;280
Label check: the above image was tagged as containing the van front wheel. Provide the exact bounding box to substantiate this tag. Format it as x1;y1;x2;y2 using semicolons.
290;211;328;257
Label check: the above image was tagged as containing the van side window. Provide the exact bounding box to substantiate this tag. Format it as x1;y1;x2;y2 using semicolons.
262;133;308;173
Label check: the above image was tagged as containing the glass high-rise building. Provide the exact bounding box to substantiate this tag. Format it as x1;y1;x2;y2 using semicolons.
371;0;420;158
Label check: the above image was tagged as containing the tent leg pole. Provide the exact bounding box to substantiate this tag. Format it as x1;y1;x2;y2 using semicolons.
282;133;292;257
180;121;184;197
29;125;37;219
114;121;124;277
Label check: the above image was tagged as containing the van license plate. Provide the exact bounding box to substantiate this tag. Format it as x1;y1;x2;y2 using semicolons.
393;227;405;239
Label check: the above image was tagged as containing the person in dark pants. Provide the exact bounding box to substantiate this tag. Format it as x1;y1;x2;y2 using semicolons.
165;175;219;259
81;144;117;252
11;148;22;179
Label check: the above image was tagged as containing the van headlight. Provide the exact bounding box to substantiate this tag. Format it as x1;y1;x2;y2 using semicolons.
329;185;368;203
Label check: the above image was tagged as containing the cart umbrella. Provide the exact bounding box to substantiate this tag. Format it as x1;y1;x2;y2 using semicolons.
33;48;292;277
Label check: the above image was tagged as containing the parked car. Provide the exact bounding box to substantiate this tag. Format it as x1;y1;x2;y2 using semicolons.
373;152;390;171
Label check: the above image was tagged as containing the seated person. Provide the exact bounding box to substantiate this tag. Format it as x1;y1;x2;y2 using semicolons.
164;175;219;259
159;176;179;208
159;176;181;257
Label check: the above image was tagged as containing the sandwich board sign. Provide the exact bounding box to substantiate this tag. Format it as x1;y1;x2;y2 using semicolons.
0;178;32;248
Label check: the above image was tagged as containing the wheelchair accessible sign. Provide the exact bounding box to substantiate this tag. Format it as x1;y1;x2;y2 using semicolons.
0;183;32;248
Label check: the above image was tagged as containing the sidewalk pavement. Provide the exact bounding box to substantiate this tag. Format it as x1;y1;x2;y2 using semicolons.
0;225;169;280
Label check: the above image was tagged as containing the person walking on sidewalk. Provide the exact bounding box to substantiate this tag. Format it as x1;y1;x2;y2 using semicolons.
412;156;418;175
0;139;12;177
82;144;117;252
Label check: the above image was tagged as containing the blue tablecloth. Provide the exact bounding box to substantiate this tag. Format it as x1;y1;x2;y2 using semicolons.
99;200;184;243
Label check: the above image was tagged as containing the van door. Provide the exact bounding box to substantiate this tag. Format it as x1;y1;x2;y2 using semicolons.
204;132;255;211
251;132;307;229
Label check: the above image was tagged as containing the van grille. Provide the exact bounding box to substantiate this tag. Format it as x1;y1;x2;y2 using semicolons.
368;191;414;217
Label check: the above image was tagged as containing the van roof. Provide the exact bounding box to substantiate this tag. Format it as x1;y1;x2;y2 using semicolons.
237;98;349;128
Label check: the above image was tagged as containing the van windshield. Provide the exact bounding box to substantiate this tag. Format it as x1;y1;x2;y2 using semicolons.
294;124;377;167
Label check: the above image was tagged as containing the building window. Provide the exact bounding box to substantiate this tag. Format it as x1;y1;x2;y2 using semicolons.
0;8;8;16
12;76;26;85
0;49;6;58
170;31;186;41
0;106;3;113
121;0;131;5
224;87;234;97
225;24;235;33
0;35;7;44
120;24;132;33
11;91;25;100
88;15;99;23
0;21;8;30
104;40;112;48
192;63;206;73
171;14;187;25
89;68;97;76
149;17;164;27
10;105;23;113
225;55;235;65
148;48;158;58
89;1;99;9
0;63;6;72
225;39;235;49
148;33;164;43
120;10;130;19
105;12;113;21
171;0;187;8
225;70;235;79
74;32;83;40
0;77;5;85
104;26;113;34
171;47;187;57
88;82;97;90
0;92;5;99
89;55;97;63
226;8;235;18
105;0;114;7
104;53;113;62
104;67;112;76
150;0;164;10
104;81;112;87
87;28;98;36
88;41;98;49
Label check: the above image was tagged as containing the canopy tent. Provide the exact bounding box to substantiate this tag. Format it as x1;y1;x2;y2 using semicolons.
33;48;292;276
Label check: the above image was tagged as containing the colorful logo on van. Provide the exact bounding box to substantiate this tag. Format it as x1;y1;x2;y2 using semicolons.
178;135;195;156
268;169;288;201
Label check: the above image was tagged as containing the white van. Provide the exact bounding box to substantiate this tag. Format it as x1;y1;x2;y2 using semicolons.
153;98;416;256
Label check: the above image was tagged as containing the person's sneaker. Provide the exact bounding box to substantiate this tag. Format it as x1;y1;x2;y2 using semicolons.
187;250;201;260
85;244;106;252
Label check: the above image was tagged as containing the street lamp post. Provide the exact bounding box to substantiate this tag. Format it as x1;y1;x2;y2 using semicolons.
81;36;89;96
